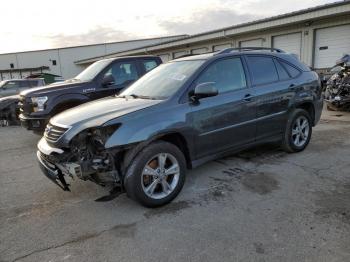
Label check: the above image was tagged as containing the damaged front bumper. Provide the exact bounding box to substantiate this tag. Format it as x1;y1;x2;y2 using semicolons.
37;137;122;192
37;138;71;191
37;150;71;191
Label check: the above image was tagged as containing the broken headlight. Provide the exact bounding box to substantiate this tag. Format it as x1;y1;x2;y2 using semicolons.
90;124;121;150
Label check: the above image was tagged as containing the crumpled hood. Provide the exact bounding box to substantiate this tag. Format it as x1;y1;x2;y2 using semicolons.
20;80;87;97
50;96;161;128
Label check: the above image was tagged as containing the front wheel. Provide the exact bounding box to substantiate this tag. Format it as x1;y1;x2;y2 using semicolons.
124;141;186;207
282;109;312;153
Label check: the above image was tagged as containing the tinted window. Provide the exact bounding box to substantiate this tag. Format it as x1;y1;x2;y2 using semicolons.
246;56;278;85
104;62;139;86
196;58;247;93
142;60;158;72
19;81;30;88
275;60;290;80
28;80;39;87
280;60;300;78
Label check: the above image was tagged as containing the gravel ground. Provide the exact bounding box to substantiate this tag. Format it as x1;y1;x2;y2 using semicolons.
1;110;350;262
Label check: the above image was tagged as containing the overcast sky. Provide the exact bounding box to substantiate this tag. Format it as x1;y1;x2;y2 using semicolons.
0;0;335;53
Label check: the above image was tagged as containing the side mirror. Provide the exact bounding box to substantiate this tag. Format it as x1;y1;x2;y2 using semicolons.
192;82;218;101
102;74;115;87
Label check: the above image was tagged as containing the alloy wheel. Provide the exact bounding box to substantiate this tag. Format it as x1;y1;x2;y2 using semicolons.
291;116;310;147
141;153;180;200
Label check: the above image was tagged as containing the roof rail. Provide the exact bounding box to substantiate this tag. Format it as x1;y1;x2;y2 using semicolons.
216;47;285;55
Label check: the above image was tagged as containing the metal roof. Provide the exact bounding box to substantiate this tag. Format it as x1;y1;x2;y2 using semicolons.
0;35;188;56
75;0;350;65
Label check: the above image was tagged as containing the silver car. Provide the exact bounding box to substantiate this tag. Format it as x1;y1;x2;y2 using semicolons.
0;79;45;98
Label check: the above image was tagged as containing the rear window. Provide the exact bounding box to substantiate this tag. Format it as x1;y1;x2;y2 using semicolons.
274;60;290;80
246;56;278;86
142;60;158;72
279;60;300;78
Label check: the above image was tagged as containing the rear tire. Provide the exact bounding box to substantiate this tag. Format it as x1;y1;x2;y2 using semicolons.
282;109;312;153
124;141;186;207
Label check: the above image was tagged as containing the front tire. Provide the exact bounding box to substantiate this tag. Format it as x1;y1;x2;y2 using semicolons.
282;109;312;153
124;141;186;207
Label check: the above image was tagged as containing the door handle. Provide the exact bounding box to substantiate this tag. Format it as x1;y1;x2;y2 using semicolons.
243;94;254;102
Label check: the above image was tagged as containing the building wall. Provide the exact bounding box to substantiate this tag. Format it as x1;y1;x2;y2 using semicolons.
0;36;185;80
144;14;350;70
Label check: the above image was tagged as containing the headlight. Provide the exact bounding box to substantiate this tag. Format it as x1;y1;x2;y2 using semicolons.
31;96;48;112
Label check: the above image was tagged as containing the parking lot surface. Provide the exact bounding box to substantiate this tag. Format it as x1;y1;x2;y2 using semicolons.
1;111;350;262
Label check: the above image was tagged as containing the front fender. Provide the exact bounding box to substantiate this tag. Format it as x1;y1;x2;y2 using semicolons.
104;102;192;149
49;93;90;113
105;120;182;148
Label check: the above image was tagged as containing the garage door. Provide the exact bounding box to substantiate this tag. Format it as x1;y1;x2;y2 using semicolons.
272;32;301;59
239;39;263;48
314;24;350;69
191;47;208;55
173;50;188;59
213;43;232;51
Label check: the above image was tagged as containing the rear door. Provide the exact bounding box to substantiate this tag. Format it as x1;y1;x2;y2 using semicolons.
190;56;257;159
244;55;297;140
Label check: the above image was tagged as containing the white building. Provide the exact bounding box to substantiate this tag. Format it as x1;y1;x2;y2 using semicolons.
77;1;350;73
0;35;186;81
1;1;349;82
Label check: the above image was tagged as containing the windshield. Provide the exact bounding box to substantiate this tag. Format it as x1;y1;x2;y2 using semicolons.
0;81;6;88
74;60;111;81
120;60;205;99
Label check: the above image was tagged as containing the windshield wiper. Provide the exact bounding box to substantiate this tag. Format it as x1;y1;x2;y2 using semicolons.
117;94;155;99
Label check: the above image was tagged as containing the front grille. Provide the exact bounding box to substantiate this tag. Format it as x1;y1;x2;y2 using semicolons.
19;95;33;115
44;123;69;142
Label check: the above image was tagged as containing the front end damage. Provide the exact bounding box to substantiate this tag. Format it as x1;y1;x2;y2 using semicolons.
37;125;124;192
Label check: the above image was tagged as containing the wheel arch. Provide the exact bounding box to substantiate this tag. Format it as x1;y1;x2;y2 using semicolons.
50;94;89;116
295;102;315;126
120;131;193;174
155;132;192;169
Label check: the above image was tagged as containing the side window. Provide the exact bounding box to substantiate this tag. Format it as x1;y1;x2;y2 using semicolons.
142;60;158;72
196;57;247;94
274;59;290;80
28;80;39;87
280;60;300;78
19;81;30;88
104;61;139;86
3;81;20;89
246;56;278;85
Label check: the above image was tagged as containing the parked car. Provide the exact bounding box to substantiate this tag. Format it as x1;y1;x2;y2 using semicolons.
0;79;45;126
37;48;323;207
19;56;162;132
0;79;45;98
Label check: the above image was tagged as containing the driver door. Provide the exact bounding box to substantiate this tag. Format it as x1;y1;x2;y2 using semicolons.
97;60;140;98
189;57;257;159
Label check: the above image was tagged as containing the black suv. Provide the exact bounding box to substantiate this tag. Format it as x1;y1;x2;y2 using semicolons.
37;48;323;207
19;56;162;132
